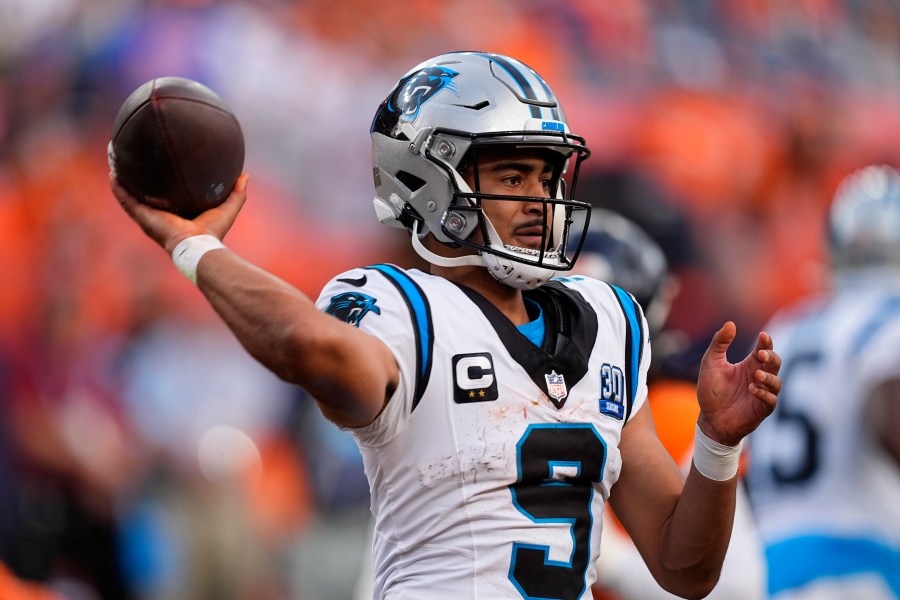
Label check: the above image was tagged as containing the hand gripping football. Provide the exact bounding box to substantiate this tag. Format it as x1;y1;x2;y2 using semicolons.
108;77;245;219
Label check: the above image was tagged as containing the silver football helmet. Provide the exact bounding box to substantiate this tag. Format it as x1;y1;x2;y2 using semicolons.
371;51;591;289
829;164;900;275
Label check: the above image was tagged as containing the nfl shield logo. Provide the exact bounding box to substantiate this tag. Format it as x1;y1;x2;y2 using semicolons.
544;370;568;407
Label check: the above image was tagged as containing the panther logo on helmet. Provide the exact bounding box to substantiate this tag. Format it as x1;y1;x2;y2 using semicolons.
385;66;459;124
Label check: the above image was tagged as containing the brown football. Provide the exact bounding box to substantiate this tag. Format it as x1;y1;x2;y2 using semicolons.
109;77;245;219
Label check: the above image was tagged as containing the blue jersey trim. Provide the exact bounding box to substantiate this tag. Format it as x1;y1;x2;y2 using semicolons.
766;535;900;597
367;264;434;412
609;285;643;422
517;299;545;347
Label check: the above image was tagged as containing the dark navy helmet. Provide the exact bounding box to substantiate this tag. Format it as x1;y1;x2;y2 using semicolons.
570;208;671;332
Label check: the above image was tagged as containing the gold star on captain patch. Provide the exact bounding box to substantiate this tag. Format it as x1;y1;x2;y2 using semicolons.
479;390;486;397
469;390;476;398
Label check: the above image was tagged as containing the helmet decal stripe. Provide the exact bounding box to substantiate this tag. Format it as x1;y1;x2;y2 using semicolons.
477;52;543;119
534;75;561;121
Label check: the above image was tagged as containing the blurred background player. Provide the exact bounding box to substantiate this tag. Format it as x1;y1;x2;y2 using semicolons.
564;209;767;600
745;164;900;599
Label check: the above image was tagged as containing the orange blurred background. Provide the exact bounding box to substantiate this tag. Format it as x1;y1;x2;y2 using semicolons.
2;1;900;598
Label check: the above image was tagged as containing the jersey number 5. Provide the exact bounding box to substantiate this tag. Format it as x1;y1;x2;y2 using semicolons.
509;424;607;600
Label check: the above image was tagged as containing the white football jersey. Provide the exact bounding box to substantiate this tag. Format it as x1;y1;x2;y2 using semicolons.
316;266;650;600
745;277;900;600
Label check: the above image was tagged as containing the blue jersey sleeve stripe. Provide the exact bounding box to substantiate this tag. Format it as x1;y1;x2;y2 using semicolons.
609;285;644;422
368;264;434;412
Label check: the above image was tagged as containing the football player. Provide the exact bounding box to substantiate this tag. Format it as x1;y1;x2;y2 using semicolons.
745;164;900;600
110;51;782;599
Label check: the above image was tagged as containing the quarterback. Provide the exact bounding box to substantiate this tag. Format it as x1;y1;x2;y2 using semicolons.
110;51;782;599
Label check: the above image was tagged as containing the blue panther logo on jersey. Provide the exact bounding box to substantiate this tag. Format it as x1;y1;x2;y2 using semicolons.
324;292;381;327
391;66;459;122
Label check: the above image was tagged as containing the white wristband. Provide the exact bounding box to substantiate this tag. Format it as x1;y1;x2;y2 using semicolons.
171;235;225;284
692;425;743;481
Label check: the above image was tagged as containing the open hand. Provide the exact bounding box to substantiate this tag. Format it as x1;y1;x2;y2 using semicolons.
695;321;781;446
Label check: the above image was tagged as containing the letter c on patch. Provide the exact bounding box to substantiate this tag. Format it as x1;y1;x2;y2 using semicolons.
455;354;494;389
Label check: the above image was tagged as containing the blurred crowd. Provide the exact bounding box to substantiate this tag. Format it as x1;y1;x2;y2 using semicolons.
2;0;900;599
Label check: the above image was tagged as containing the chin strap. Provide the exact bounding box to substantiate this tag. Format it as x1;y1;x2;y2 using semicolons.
409;222;559;290
410;221;483;268
478;212;563;289
481;253;556;290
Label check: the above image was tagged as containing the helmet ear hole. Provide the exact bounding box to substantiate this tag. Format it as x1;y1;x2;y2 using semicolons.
392;172;427;230
397;171;426;192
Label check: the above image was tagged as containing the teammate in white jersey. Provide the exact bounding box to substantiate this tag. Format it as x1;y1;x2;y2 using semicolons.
109;51;782;599
745;164;900;600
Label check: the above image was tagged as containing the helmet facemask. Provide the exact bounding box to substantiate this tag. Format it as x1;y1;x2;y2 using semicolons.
424;133;591;288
